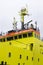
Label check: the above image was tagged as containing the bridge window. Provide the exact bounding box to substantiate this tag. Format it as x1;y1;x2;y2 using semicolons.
34;33;36;37
0;39;2;42
14;36;17;40
3;38;5;42
28;32;33;37
7;37;13;41
34;33;40;39
23;33;27;38
18;35;22;39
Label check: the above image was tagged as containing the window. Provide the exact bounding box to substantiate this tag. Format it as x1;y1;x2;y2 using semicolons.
26;56;28;60
20;54;22;59
0;39;2;42
34;33;36;37
28;32;33;37
37;35;40;39
0;38;5;42
42;52;43;54
38;58;39;62
40;45;43;47
14;36;17;40
32;57;33;61
18;35;22;39
38;36;40;39
18;63;20;65
3;38;5;42
30;43;33;51
23;33;27;38
8;52;11;57
9;42;12;45
36;35;39;38
7;37;13;41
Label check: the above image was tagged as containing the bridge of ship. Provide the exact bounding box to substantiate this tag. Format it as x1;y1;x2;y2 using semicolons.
0;28;40;42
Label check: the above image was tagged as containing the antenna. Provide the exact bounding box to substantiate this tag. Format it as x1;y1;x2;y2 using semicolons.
13;17;17;31
24;20;32;29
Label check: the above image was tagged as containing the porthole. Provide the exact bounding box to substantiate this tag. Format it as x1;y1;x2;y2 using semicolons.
8;52;11;57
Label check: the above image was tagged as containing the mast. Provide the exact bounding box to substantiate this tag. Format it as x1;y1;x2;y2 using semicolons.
19;7;29;30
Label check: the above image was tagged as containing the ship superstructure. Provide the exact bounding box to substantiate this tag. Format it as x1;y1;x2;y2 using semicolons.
0;7;43;65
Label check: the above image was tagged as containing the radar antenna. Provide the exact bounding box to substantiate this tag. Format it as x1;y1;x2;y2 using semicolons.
19;6;29;30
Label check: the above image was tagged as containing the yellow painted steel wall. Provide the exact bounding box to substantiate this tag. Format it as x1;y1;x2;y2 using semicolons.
0;36;43;65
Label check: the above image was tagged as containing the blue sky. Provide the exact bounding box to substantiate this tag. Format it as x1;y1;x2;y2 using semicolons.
0;0;43;37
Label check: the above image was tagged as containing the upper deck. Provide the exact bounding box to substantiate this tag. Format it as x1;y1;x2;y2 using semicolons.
0;28;40;42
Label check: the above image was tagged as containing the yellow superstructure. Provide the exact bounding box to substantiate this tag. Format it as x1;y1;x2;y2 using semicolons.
0;28;43;65
0;7;43;65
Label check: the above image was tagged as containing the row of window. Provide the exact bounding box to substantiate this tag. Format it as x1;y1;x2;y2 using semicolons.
19;55;29;60
0;32;33;42
0;53;39;65
8;52;31;60
0;58;39;65
8;53;30;60
8;53;39;62
19;55;34;61
34;33;40;39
